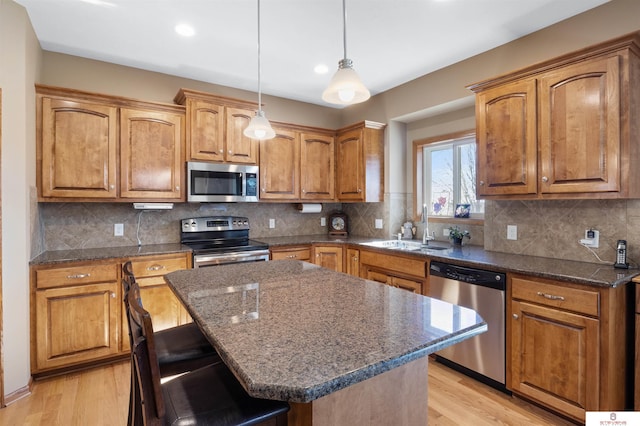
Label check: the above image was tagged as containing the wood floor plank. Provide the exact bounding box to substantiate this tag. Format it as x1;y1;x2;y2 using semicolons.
0;358;575;425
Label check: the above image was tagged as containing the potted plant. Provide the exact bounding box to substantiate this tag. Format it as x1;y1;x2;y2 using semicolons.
448;226;470;245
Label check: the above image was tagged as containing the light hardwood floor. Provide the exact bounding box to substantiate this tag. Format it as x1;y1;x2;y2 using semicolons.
0;359;575;426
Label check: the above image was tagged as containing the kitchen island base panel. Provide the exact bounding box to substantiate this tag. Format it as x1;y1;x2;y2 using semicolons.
288;356;428;426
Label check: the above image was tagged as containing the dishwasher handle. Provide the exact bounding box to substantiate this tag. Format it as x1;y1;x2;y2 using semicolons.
430;261;506;291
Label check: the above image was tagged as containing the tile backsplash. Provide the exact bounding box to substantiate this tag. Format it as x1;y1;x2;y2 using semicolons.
35;197;640;268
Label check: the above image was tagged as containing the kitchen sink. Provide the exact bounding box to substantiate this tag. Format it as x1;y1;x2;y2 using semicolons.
360;240;450;251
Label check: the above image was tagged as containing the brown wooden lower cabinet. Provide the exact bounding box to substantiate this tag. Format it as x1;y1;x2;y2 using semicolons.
270;245;312;262
508;274;629;422
358;248;427;295
312;244;343;273
31;252;191;376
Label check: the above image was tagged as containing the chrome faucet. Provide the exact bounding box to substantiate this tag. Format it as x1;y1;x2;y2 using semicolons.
421;203;434;246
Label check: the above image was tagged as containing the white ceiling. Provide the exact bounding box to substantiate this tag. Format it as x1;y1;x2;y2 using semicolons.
16;0;609;108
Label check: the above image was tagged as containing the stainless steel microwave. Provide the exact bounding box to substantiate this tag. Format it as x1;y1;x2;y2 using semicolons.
187;162;259;202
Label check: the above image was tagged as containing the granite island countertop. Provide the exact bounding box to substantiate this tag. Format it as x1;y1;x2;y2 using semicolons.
164;260;487;403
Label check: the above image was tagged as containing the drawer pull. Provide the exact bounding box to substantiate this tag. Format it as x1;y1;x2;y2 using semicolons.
286;254;297;259
147;264;166;271
67;273;90;279
537;291;565;301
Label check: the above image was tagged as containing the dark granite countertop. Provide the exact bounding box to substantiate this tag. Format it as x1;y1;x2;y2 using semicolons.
165;260;487;402
29;235;638;287
29;243;191;265
259;235;638;287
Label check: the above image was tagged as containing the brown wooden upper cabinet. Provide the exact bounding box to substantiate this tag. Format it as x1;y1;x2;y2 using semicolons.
174;88;259;164
469;32;640;199
336;121;386;202
259;123;335;201
37;85;185;202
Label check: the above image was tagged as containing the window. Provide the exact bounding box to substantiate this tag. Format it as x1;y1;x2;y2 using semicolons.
413;131;484;220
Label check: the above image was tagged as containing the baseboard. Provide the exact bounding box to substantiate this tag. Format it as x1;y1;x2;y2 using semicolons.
4;377;33;406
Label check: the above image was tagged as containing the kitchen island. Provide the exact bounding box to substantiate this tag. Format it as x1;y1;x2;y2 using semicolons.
165;260;486;426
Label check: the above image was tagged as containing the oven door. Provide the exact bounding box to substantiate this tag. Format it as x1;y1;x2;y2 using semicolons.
193;250;270;268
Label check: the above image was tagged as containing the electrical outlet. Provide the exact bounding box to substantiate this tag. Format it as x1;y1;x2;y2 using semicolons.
580;229;600;248
320;217;326;227
114;223;124;236
443;229;450;237
507;225;517;240
375;219;383;229
269;218;275;229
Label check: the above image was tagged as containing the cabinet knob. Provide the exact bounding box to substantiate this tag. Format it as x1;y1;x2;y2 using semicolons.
261;188;265;192
302;189;306;193
228;150;233;154
175;186;180;191
219;149;223;153
353;257;359;261
479;181;485;186
357;188;362;193
542;176;549;183
111;292;116;298
110;184;115;189
512;314;519;319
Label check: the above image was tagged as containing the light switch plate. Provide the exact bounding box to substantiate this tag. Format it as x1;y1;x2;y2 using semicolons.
320;217;326;227
269;218;275;229
507;225;517;240
114;223;124;236
375;219;383;229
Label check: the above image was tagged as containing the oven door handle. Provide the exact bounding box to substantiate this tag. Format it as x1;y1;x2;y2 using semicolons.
193;251;270;268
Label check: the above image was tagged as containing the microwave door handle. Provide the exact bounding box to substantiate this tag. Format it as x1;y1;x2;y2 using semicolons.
240;172;245;197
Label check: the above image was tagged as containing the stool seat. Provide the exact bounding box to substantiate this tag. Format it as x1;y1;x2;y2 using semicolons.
155;322;220;378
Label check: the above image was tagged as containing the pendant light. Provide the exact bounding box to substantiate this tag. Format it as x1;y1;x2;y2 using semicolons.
243;0;275;140
322;0;370;105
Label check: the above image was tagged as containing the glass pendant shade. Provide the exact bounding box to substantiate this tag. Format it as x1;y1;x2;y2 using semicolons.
243;109;276;140
322;58;370;105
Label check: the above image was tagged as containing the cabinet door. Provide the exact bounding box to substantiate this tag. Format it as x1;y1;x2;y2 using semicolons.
119;108;183;199
510;300;599;420
476;79;537;196
35;282;120;371
41;97;118;198
390;276;422;294
259;128;300;200
313;246;344;272
300;132;335;200
336;128;365;201
539;56;620;194
225;107;259;164
186;99;225;162
346;248;360;277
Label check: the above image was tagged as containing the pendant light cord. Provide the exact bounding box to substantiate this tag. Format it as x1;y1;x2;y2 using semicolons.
342;0;348;60
257;0;263;112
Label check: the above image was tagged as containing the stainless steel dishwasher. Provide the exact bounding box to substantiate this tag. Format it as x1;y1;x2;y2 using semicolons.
429;260;506;390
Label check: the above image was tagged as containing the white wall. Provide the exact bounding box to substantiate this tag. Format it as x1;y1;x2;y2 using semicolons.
0;0;40;398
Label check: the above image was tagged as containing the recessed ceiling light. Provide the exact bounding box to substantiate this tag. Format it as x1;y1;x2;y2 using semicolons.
175;23;195;37
314;64;329;75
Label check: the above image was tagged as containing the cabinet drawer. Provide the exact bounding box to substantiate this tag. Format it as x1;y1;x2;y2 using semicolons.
512;276;599;317
271;247;311;261
360;250;426;277
36;264;118;289
130;255;188;278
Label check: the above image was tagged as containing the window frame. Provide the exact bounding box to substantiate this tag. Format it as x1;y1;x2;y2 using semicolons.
412;129;483;225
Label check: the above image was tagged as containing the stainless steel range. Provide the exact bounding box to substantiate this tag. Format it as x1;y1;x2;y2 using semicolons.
181;216;269;268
